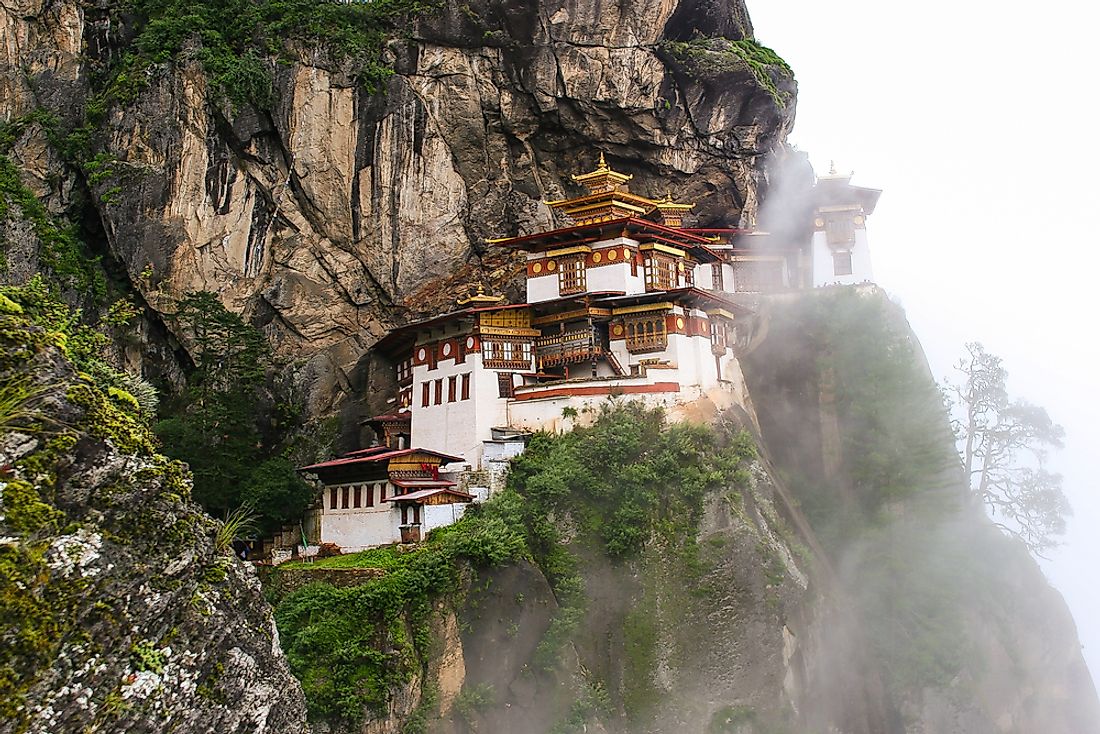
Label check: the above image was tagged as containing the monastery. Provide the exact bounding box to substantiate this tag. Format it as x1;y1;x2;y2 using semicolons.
297;157;880;553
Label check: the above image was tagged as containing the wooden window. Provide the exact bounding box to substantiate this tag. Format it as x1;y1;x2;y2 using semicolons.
711;264;724;291
624;315;668;353
461;373;471;400
421;382;430;407
396;358;412;385
448;375;457;402
434;379;443;405
683;262;694;287
379;482;387;502
497;372;514;398
353;485;362;508
833;251;853;276
365;483;374;508
825;215;855;245
341;486;350;509
643;254;676;291
482;339;533;370
329;487;338;510
557;255;586;295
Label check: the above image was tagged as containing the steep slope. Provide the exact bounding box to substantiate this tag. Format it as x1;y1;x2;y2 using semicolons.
740;287;1100;734
0;0;796;418
0;288;309;732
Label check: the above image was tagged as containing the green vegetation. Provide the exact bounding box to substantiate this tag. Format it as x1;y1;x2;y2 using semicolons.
0;154;106;300
272;504;527;722
0;281;194;725
90;0;439;113
742;289;1017;696
661;38;793;106
271;402;756;728
153;292;312;531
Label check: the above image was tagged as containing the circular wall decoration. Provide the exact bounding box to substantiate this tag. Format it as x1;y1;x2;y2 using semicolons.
532;262;543;274
612;324;624;337
417;348;427;361
547;260;557;271
853;215;865;226
814;217;825;228
466;336;475;349
592;251;602;264
623;247;630;260
608;249;618;261
676;317;685;330
442;342;452;357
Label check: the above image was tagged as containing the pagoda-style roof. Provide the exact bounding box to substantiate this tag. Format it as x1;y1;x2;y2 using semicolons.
814;171;881;215
594;287;754;315
541;155;694;227
490;217;721;263
299;447;464;482
383;485;474;504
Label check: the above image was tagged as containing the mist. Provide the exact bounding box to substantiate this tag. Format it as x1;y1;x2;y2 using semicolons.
747;0;1100;678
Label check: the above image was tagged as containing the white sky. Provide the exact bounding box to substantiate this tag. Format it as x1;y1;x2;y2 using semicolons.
746;0;1100;676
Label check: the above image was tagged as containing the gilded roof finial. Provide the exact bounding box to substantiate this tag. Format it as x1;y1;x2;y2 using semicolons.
597;151;608;170
829;160;837;175
457;283;504;306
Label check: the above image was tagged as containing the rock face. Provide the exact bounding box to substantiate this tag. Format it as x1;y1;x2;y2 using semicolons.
0;314;310;733
0;0;795;418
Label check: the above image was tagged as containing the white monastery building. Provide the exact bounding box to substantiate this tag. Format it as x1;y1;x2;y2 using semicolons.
298;158;881;552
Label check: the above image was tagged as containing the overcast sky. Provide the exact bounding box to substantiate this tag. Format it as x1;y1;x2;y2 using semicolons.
746;0;1100;676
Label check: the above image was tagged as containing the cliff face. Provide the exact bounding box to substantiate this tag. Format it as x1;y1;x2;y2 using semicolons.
739;288;1100;734
0;0;795;417
0;304;309;732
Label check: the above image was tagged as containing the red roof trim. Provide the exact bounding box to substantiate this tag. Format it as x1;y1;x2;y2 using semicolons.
299;447;464;472
510;381;681;401
383;487;475;503
492;217;715;249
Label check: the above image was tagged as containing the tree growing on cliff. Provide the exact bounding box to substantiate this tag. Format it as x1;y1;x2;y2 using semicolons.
947;342;1070;554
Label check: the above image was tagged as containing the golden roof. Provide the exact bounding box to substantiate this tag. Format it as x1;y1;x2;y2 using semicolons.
653;191;695;212
456;284;505;306
569;152;633;194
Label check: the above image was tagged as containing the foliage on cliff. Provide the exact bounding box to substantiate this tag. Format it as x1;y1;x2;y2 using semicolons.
0;280;309;732
93;0;439;113
269;402;757;728
154;292;311;531
740;288;1087;712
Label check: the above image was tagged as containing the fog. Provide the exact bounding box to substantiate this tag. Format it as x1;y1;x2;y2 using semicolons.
748;0;1100;675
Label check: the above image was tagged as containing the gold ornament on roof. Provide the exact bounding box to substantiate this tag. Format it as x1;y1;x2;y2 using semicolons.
569;152;633;195
457;284;505;306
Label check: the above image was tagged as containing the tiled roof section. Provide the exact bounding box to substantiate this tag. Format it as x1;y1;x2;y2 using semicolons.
383;487;475;503
298;447;464;472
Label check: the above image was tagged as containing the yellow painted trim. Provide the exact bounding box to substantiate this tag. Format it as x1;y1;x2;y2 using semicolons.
477;326;540;337
557;200;651;215
531;307;612;326
544;245;593;258
612;302;673;316
706;308;738;321
639;243;686;257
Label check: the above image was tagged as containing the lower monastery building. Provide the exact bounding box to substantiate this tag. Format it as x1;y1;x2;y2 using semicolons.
297;157;880;553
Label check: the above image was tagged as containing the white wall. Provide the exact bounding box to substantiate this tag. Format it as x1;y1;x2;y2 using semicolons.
811;228;874;287
311;481;403;552
586;261;633;293
411;352;514;468
527;273;559;303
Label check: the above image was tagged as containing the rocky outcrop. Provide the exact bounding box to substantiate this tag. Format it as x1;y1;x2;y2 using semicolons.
0;311;309;733
0;0;795;418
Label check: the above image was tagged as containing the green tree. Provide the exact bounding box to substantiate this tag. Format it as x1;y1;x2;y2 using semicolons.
948;342;1070;553
156;292;316;527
